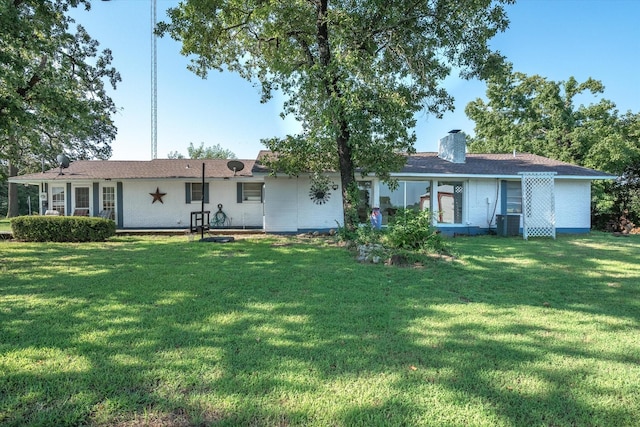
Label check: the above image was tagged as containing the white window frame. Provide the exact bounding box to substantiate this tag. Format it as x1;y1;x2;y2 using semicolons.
436;180;465;225
51;186;65;215
190;182;203;202
242;183;263;202
101;186;116;220
73;186;91;212
506;181;523;214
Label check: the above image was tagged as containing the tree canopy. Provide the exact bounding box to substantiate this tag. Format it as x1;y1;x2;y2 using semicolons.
465;66;640;175
1;0;120;216
168;142;237;159
158;0;513;229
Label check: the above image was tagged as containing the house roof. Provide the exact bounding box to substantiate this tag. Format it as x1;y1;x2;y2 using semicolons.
10;151;613;184
254;150;614;179
399;152;615;179
11;158;257;183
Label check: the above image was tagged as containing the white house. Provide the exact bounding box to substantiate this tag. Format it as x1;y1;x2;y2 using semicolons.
10;133;614;237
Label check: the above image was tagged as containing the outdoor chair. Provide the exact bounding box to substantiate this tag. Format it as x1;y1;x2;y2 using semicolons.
98;209;113;220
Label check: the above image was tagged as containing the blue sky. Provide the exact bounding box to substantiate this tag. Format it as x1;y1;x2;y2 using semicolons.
72;0;640;161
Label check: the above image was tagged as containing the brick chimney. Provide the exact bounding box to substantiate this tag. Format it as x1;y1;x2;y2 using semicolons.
438;130;466;163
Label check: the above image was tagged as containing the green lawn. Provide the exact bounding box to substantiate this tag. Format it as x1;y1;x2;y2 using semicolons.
1;233;639;426
0;219;10;232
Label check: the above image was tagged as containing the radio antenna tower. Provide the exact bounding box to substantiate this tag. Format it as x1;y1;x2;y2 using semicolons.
150;0;157;159
102;0;158;159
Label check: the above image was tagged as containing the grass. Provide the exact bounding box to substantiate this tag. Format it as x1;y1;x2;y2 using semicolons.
0;219;10;232
1;233;639;426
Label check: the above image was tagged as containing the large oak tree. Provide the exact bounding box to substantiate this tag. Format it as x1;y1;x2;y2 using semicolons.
159;0;513;230
1;0;120;217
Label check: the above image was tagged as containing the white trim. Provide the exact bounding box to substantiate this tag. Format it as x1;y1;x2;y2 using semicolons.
435;179;465;225
71;184;91;213
390;173;614;180
100;184;117;220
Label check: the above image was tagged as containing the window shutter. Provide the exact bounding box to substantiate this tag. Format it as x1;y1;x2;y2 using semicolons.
92;183;100;216
237;183;243;203
116;182;123;227
66;183;72;216
185;183;191;203
204;183;210;203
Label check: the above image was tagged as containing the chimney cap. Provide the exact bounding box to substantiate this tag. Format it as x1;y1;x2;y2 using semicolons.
448;129;461;134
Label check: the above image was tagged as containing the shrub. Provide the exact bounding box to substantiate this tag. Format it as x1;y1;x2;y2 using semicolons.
353;223;383;245
10;215;116;242
384;208;447;253
335;221;384;247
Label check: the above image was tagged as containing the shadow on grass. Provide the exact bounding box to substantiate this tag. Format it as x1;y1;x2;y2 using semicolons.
1;234;639;425
449;234;640;322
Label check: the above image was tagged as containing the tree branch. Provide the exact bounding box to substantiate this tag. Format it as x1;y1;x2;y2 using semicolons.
289;31;315;67
16;56;48;99
222;9;253;32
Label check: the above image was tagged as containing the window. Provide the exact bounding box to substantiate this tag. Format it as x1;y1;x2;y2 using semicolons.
185;182;209;203
379;180;431;224
191;182;203;202
437;181;464;224
506;181;522;213
102;186;115;220
51;186;65;215
75;187;90;210
239;183;262;202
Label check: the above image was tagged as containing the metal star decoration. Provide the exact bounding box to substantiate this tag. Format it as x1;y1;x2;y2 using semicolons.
149;187;166;204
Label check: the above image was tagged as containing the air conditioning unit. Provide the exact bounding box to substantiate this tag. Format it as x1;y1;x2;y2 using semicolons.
496;214;520;237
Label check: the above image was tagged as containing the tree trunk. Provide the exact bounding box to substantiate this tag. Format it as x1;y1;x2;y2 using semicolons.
329;82;359;230
7;161;19;218
315;0;358;231
336;120;357;232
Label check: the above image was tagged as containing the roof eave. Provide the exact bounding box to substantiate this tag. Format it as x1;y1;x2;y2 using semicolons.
390;173;615;180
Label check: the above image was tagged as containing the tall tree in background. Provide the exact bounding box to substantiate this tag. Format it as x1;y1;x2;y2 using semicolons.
159;0;513;230
465;66;640;174
168;142;237;159
1;0;120;217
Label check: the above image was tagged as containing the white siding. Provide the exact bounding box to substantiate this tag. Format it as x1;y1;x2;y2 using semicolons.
122;181;185;228
555;180;591;229
466;179;501;229
94;175;593;232
263;176;344;233
263;177;299;232
120;180;263;229
296;176;343;231
213;181;263;229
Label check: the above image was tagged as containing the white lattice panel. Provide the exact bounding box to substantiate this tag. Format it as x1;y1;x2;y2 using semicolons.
520;172;556;239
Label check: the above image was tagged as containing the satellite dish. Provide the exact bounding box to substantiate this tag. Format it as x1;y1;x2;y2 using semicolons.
57;154;70;175
57;154;70;168
227;160;245;176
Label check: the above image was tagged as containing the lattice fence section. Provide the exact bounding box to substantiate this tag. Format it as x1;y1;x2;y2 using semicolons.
453;182;464;224
520;172;556;239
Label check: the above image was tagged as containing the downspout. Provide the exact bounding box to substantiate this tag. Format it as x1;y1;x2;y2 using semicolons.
488;179;499;228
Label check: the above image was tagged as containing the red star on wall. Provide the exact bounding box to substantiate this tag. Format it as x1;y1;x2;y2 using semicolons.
149;187;166;204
